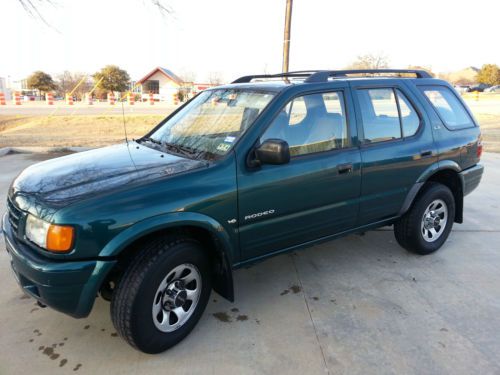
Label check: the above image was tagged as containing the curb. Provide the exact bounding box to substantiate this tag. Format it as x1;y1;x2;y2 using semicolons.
0;146;91;156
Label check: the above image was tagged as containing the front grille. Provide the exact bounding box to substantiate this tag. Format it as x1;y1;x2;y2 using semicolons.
7;197;22;233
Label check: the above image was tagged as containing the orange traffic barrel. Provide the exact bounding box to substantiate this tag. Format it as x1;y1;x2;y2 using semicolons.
149;92;154;105
108;92;115;105
128;92;135;105
0;92;6;105
66;93;74;105
46;92;54;105
13;91;22;105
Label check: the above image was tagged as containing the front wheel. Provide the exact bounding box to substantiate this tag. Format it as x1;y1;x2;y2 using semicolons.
111;236;212;353
394;182;455;255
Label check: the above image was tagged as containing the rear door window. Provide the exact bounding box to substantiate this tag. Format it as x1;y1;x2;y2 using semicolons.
396;89;420;137
419;86;475;129
357;88;402;143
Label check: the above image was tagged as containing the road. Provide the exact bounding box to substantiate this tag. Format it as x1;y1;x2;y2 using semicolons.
1;152;500;375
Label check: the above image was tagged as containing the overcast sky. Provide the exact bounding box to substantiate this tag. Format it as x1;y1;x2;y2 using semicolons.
1;0;498;82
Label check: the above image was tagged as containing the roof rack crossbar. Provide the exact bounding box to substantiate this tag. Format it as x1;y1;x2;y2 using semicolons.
232;69;432;84
232;71;319;83
305;69;432;82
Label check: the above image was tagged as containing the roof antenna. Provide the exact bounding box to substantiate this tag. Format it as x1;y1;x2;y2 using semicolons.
121;94;129;144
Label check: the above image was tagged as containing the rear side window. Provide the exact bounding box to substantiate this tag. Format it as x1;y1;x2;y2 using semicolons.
356;88;421;143
396;89;420;137
420;86;474;129
357;88;401;143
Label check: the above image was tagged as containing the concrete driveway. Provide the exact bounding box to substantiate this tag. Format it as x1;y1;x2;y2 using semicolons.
1;152;499;375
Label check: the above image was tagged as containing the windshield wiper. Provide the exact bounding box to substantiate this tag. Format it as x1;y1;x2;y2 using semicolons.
163;142;200;158
140;136;162;145
140;138;210;161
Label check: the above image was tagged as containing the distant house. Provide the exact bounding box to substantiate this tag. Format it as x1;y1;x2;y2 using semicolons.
137;67;184;102
137;67;218;102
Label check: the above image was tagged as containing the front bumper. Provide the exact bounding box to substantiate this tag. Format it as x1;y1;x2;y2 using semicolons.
2;213;116;318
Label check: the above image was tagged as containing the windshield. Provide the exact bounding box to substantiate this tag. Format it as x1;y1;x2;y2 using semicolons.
143;89;275;160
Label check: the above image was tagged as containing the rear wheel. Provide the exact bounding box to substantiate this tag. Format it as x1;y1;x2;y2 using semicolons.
394;183;455;255
111;236;211;353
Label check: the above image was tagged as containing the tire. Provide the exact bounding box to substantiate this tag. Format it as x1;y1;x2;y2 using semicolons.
111;236;212;354
394;182;455;255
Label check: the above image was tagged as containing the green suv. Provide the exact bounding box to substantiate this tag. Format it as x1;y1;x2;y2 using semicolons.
3;69;484;353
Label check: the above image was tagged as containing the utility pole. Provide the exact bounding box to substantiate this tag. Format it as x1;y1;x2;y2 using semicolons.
282;0;293;73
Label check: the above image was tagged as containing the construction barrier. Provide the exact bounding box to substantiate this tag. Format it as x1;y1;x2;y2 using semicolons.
108;92;115;105
172;93;179;105
127;92;135;105
46;92;54;105
149;92;154;105
0;92;5;105
66;93;74;105
87;93;93;105
13;91;21;105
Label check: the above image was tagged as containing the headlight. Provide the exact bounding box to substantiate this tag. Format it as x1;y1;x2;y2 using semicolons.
25;214;74;252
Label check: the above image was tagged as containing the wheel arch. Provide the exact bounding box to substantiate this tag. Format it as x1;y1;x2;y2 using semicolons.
99;212;235;302
400;161;464;223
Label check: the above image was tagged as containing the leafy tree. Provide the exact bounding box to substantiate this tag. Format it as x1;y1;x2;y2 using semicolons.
93;65;131;93
27;71;57;94
347;53;390;70
476;64;500;86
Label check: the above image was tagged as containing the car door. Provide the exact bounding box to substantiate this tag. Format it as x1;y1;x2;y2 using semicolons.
237;88;361;261
350;80;438;225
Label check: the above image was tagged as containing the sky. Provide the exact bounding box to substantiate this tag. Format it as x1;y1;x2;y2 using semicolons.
1;0;499;83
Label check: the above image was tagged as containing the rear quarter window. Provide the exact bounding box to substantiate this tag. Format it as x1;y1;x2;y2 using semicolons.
419;86;475;129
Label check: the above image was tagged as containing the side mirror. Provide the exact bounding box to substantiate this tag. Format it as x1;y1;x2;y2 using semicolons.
254;139;290;166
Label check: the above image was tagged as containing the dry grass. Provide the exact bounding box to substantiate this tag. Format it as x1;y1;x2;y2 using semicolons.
476;114;500;153
0;115;164;147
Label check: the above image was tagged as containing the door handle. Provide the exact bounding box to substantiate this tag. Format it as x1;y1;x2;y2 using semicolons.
420;150;433;158
337;163;353;175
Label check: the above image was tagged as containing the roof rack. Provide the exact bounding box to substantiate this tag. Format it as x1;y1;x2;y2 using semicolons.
231;69;432;84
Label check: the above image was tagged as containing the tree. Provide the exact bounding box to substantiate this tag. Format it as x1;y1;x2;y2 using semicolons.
56;71;91;99
208;71;224;86
407;65;435;77
27;71;57;94
476;64;500;86
347;53;390;70
93;65;130;93
18;0;173;27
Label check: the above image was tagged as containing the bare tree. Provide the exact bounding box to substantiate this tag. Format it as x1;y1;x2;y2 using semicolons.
208;72;224;86
17;0;174;27
178;70;197;85
17;0;58;29
347;53;390;70
56;71;91;99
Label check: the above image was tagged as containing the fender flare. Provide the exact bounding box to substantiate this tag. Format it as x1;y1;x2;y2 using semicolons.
399;160;463;217
98;212;235;301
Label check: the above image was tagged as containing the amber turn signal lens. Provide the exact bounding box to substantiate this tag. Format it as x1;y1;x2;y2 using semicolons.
46;225;74;252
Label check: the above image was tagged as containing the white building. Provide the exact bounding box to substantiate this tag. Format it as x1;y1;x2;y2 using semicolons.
0;77;12;100
137;67;183;102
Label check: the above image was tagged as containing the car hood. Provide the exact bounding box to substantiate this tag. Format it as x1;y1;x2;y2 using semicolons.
10;142;207;211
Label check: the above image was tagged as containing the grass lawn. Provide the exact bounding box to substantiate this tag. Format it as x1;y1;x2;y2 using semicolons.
0;115;165;148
